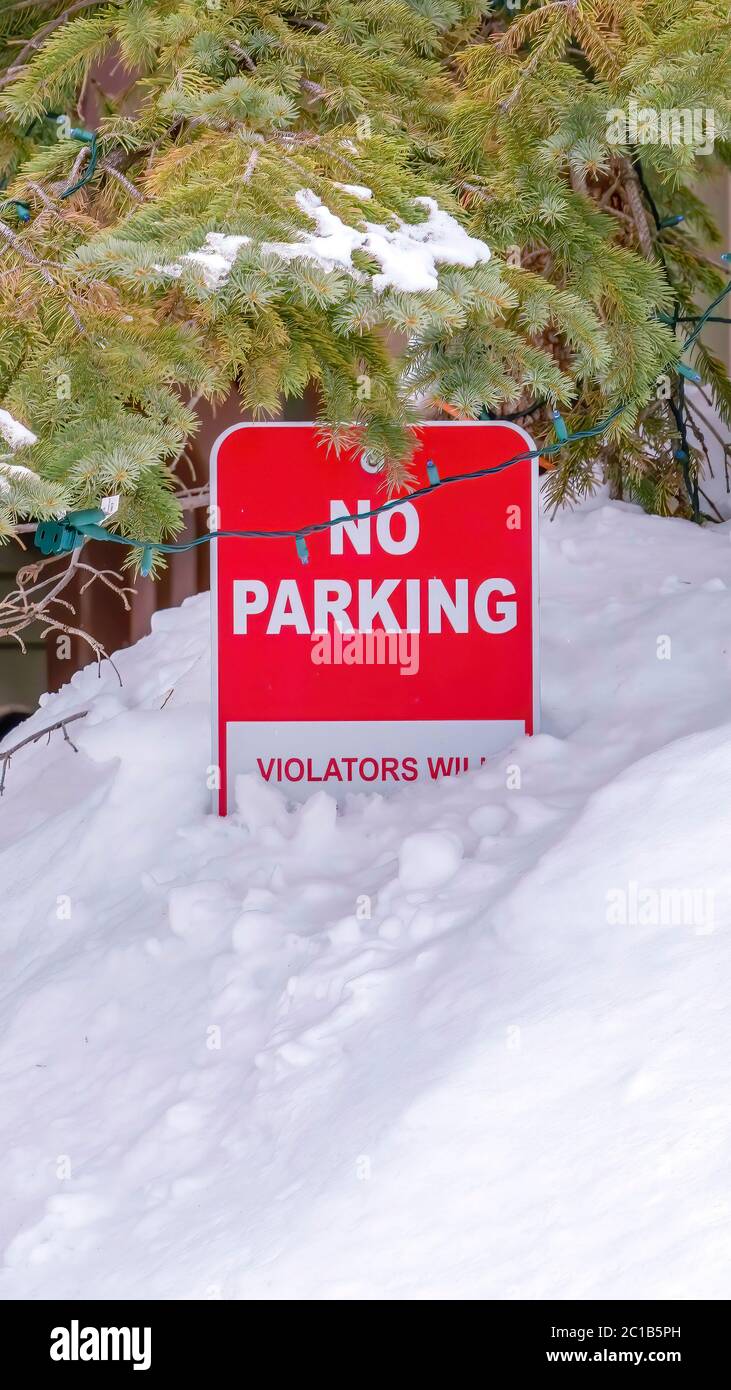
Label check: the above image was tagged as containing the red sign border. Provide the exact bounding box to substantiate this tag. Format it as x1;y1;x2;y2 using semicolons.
210;420;540;815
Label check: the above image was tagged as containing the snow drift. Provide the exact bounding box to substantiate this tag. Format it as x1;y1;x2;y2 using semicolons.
1;490;731;1299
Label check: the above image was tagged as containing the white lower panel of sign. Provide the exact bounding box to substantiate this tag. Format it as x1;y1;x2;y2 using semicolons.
226;719;525;802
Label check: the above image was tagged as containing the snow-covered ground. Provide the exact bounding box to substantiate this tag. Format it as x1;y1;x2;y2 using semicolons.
1;489;730;1300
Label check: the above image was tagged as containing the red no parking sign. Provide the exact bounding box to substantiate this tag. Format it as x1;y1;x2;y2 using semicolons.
211;421;539;814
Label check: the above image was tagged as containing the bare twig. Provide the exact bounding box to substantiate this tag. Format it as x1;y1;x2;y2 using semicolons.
172;480;209;511
0;220;56;286
620;157;656;260
102;165;144;201
229;42;256;73
460;181;493;204
569;164;588;196
0;710;88;795
698;485;726;522
2;0;90;12
56;143;89;195
602;204;634;228
598;172;623;207
242;148;259;184
0;547;129;683
25;179;59;214
76;561;135;606
285;16;326;31
15;547;82;608
300;78;327;101
688;401;729;452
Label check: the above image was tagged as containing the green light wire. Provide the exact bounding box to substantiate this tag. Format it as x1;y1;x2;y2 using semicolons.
0;127;98;221
77;266;731;562
62;402;628;558
682;280;731;351
36;272;731;564
59;130;98;200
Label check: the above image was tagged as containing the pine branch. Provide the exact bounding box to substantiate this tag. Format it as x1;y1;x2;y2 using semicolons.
0;0;728;543
0;0;111;91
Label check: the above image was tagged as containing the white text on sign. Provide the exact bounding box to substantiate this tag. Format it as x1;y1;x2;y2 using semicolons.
232;498;518;635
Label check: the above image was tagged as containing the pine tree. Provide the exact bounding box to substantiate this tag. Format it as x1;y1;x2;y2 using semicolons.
0;1;729;562
449;1;731;516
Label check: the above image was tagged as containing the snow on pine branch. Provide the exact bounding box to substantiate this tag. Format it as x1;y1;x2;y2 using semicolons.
332;183;372;200
157;233;252;290
0;408;37;453
0;462;37;492
0;409;39;494
157;192;491;293
269;192;492;293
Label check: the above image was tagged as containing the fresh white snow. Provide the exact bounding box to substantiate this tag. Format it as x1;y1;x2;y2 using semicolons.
267;191;491;293
0;408;37;453
0;425;40;495
333;183;373;200
1;487;730;1299
0;462;38;495
156;231;252;290
158;192;491;293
